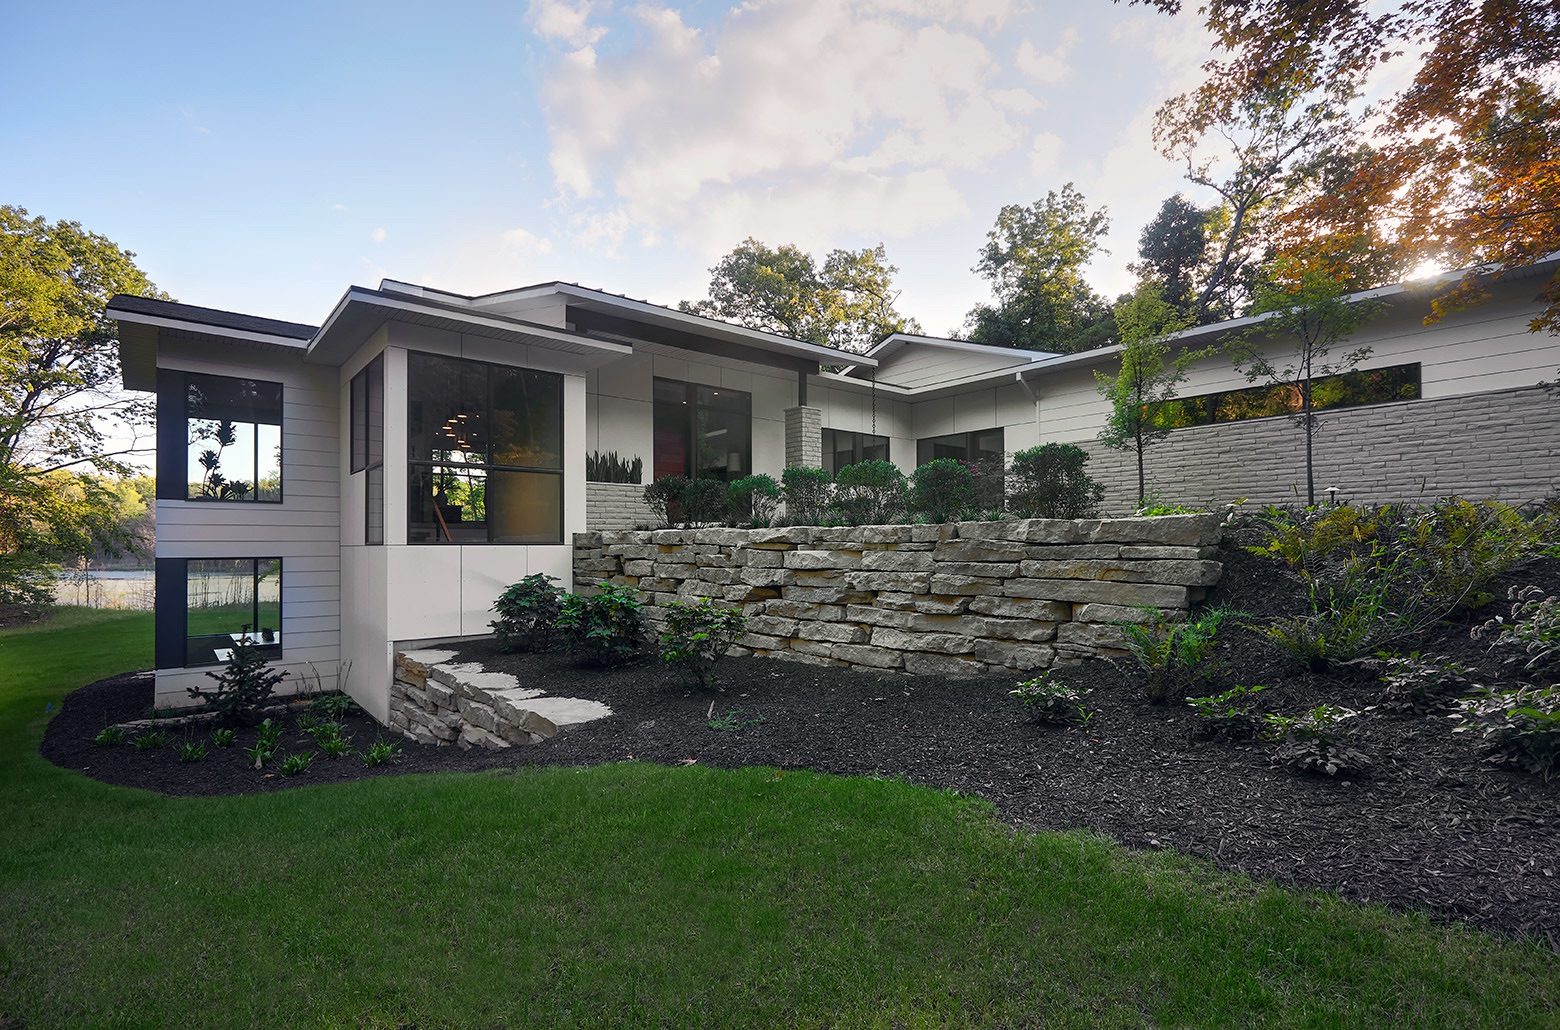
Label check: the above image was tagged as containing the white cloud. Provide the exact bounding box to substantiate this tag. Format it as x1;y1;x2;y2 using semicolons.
537;0;1035;255
1015;29;1077;85
370;226;387;243
1029;131;1062;176
526;0;604;48
500;227;555;255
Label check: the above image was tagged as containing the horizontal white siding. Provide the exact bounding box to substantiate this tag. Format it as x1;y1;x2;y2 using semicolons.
875;344;1032;390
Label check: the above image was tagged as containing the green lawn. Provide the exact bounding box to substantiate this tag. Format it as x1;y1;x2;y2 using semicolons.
0;609;1555;1027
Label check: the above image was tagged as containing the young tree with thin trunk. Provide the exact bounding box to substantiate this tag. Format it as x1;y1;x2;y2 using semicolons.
1227;260;1383;505
1094;285;1201;509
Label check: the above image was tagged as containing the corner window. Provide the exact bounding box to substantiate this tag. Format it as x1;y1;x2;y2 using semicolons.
822;428;889;476
180;558;282;668
351;355;385;544
653;378;752;482
1153;363;1422;428
185;373;283;502
916;428;1004;466
407;352;563;544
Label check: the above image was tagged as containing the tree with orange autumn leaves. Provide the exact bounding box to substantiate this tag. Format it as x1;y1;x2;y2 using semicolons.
1133;0;1560;333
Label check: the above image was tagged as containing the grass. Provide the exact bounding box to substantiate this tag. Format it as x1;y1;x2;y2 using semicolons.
1;609;1556;1027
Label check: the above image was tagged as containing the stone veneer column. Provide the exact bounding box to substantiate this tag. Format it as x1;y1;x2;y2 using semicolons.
784;405;822;469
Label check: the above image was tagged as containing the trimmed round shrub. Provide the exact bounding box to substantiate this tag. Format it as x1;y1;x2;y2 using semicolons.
909;458;975;524
727;474;781;528
781;466;832;526
832;460;907;525
1008;443;1104;519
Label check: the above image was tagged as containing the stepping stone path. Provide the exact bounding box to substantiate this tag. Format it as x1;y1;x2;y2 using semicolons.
389;648;612;750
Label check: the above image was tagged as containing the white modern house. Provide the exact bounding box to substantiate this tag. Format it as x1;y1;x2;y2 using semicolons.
109;259;1560;719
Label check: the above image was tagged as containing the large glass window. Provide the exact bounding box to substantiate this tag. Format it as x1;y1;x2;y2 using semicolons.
407;352;563;544
183;558;282;667
351;356;385;544
916;428;1004;466
653;378;752;482
822;428;889;475
1153;363;1422;429
185;373;282;502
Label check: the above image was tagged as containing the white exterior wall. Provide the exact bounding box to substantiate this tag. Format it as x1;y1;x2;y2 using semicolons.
153;339;341;708
812;379;1039;474
338;327;392;720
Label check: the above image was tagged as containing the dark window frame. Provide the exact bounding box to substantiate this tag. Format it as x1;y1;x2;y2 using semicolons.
155;556;284;669
1152;362;1423;430
182;371;284;504
652;377;754;483
406;351;565;546
915;428;1005;466
821;427;890;475
351;355;385;545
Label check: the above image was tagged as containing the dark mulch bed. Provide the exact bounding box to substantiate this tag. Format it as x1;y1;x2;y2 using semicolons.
39;547;1560;944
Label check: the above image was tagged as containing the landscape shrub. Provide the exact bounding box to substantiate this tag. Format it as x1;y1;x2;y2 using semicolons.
658;598;746;688
1370;653;1479;714
559;585;646;667
780;466;832;526
186;632;287;725
307;691;358;721
1009;673;1092;726
727;474;781;528
966;455;1007;518
832;460;907;525
1007;443;1104;519
680;478;729;526
1185;684;1268;739
643;475;689;528
1473;585;1560;679
1267;703;1370;777
908;458;975;523
1119;606;1231;704
490;573;564;653
1452;685;1560;778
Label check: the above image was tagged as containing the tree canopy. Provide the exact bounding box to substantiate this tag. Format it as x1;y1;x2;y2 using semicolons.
963;184;1117;354
0;206;160;608
679;238;920;353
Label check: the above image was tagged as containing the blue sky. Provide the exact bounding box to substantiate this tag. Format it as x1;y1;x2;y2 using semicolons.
3;1;1215;336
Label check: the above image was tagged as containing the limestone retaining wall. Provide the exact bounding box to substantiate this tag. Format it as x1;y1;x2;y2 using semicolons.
573;514;1224;676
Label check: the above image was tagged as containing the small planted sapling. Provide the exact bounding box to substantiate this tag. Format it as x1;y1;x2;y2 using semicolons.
186;630;287;725
660;599;747;689
490;573;564;653
559;585;646;668
1452;685;1560;779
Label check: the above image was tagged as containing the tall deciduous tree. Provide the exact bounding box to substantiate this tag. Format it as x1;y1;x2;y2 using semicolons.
964;184;1116;354
679;238;920;353
1094;284;1201;508
1132;0;1560;332
0;206;160;608
1227;259;1383;505
1132;194;1214;318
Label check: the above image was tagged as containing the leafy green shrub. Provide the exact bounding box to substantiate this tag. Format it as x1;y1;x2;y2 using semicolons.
781;466;832;526
587;450;642;484
279;752;314;777
1010;673;1092;726
1267;704;1370;777
1186;685;1268;739
305;720;345;744
1119;606;1231;703
727;474;781;528
186;632;287;725
643;475;689;528
908;458;975;523
307;691;358;720
210;727;237;748
966;455;1007;517
832;460;907;525
1370;653;1479;714
132;730;168;751
659;598;746;688
362;738;400;767
178;740;207;763
1007;444;1104;519
1473;585;1560;679
93;726;125;747
1453;685;1560;778
559;585;646;667
490;573;564;653
681;478;729;526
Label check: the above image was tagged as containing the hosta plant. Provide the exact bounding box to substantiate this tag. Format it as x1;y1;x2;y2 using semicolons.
178;741;207;763
1010;674;1092;727
278;752;315;777
93;726;125;747
362;738;400;767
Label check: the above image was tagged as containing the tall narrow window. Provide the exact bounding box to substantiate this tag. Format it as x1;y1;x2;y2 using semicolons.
180;558;282;667
185;373;283;501
351;355;385;544
822;428;889;475
652;378;752;482
407;352;563;544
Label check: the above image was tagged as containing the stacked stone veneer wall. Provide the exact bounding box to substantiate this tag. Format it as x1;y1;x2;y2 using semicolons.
587;481;654;531
573;514;1223;676
391;650;560;749
1082;385;1560;513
